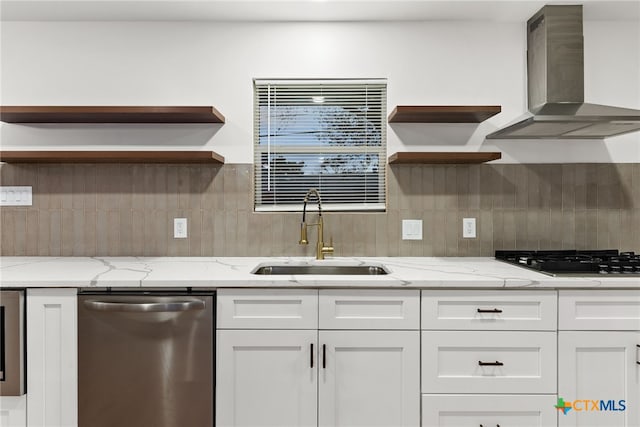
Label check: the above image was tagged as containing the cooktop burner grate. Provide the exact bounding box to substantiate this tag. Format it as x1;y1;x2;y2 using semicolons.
495;250;640;275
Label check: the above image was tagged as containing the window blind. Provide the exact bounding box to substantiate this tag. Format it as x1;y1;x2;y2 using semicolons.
253;79;387;212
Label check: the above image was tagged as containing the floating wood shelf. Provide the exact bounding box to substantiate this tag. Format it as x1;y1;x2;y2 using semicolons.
388;152;501;164
388;105;501;123
0;106;225;124
0;151;225;164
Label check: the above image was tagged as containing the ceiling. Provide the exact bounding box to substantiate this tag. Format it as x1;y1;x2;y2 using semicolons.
1;0;639;22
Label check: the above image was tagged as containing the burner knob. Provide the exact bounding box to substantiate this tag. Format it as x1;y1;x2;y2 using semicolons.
598;264;610;274
622;266;634;274
610;265;622;274
620;251;635;257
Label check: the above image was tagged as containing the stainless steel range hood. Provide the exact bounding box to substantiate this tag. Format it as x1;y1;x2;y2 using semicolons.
487;5;640;139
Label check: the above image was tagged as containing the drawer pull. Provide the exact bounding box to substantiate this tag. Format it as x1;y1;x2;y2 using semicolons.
322;344;326;369
478;360;504;366
637;344;640;365
310;343;314;368
477;308;503;313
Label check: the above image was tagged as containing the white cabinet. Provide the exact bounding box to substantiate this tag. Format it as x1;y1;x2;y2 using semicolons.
318;330;420;427
421;290;557;427
558;290;640;427
0;396;27;427
422;330;557;394
26;288;77;427
422;394;557;427
558;331;640;427
216;330;318;427
216;289;420;427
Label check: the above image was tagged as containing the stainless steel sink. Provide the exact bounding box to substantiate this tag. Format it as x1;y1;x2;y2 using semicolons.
252;264;389;275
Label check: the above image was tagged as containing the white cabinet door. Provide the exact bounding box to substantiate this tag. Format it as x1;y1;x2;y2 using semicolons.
216;330;317;427
26;288;77;427
422;394;557;427
0;396;27;427
559;331;640;427
318;330;420;427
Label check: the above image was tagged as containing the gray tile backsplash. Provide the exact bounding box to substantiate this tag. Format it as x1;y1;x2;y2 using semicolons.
1;163;639;256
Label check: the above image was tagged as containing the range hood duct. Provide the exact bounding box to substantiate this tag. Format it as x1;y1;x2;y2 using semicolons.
487;5;640;139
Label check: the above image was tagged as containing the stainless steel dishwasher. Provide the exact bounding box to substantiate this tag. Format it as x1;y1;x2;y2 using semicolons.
78;290;214;427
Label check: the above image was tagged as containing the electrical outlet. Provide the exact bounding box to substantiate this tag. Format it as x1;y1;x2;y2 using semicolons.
402;219;423;240
174;218;188;239
0;186;32;206
463;217;476;238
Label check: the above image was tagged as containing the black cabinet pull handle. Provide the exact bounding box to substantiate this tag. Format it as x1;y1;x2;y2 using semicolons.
322;344;326;369
478;360;504;366
477;308;503;313
637;344;640;365
310;343;314;368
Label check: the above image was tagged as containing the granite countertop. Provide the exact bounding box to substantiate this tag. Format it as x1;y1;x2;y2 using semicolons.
1;256;640;289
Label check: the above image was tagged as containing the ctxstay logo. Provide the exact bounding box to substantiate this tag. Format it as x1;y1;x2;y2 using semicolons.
555;397;626;415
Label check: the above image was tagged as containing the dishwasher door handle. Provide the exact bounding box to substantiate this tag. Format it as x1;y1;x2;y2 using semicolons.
83;300;205;313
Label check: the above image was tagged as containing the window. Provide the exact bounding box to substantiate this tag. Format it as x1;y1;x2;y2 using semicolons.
253;79;387;212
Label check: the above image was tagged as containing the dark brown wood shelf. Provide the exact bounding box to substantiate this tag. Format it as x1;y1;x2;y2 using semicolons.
0;151;225;164
388;152;501;164
388;105;501;123
0;106;225;124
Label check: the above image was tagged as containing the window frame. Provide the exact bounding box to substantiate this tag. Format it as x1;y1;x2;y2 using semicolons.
253;78;387;213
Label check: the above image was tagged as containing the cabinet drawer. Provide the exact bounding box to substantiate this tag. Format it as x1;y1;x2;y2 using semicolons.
559;290;640;330
422;394;557;427
422;331;557;394
217;289;318;329
421;290;557;330
319;290;419;330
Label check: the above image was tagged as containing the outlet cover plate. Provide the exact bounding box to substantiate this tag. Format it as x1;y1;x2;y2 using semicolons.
402;219;423;240
463;217;476;238
174;218;188;238
0;186;32;206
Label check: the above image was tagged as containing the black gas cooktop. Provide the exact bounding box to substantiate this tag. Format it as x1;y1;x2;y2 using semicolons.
495;250;640;276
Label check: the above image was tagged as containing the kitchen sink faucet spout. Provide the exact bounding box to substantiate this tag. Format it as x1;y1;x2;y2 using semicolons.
299;188;334;260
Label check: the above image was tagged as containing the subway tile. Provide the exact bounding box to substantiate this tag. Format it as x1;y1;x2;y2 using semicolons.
574;164;587;210
432;166;446;211
386;210;400;256
489;165;503;210
479;165;493;210
107;210;120;256
422;166;435;211
1;210;15;255
620;209;636;252
49;209;62;256
585;210;598;249
547;165;562;210
84;210;97;256
387;166;400;210
119;210;133;256
537;209;551;249
479;210;493;255
131;211;145;255
633;164;640;209
561;164;575;211
549;210;563;249
574;210;587;250
457;167;469;210
212;213;226;256
96;210;110;255
61;209;74;256
467;165;481;210
71;209;85;256
444;210;458;256
500;165;516;210
37;210;50;256
431;211;446;255
375;214;388;255
561;210;576;249
514;166;528;210
25;209;38;255
59;165;73;210
445;166;457;211
617;164;634;209
607;209;621;250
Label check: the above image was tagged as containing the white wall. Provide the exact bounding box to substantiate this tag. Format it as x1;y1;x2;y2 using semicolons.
1;19;639;163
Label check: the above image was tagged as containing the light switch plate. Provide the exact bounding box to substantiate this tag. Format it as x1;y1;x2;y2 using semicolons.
174;218;188;238
402;219;423;240
0;186;33;206
463;217;476;238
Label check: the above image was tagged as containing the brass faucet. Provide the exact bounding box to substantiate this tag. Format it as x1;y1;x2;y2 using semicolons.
299;188;334;260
